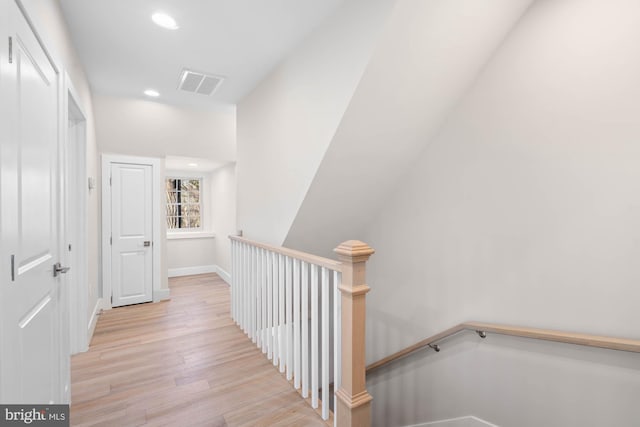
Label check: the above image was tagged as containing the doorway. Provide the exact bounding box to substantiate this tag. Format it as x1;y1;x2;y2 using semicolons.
64;83;88;357
101;155;161;308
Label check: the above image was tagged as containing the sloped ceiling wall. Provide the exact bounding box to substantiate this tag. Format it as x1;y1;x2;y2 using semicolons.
236;0;396;245
284;0;533;256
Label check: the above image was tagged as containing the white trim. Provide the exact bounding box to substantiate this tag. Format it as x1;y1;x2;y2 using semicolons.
87;298;103;347
101;154;162;310
167;231;216;240
63;71;89;357
405;416;499;427
14;0;62;74
216;266;231;285
0;2;5;402
168;265;217;278
153;288;171;302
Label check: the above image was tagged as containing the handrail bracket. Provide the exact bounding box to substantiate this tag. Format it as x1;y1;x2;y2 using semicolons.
476;330;487;339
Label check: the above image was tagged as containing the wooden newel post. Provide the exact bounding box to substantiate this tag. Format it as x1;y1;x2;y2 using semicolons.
334;240;375;427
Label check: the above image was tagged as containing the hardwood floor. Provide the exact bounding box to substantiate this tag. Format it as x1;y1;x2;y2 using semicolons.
71;273;327;427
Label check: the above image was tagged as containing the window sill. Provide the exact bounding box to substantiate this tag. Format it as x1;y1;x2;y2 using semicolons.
166;231;216;240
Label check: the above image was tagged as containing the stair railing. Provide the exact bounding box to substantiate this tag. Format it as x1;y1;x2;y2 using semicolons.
230;235;374;426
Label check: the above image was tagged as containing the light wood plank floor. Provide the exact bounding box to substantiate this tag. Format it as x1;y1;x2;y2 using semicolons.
70;273;326;427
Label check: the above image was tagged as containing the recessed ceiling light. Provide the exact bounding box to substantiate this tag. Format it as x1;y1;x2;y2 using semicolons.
187;163;198;167
144;89;160;97
152;12;179;30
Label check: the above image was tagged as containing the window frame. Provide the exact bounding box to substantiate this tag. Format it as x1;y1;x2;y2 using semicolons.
165;175;204;232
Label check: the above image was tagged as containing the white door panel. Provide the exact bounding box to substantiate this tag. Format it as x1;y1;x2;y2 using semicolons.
0;0;64;404
111;163;153;307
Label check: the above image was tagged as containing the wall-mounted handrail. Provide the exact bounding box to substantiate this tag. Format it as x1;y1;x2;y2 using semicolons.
230;235;343;272
367;321;640;373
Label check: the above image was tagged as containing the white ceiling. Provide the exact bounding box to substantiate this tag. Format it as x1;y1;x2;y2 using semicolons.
165;156;228;173
60;0;344;110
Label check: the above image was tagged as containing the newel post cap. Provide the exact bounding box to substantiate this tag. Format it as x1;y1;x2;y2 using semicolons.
334;240;375;263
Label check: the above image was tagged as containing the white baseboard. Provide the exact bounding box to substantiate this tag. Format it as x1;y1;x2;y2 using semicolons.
216;266;231;285
153;288;171;302
87;298;103;344
405;416;499;427
167;264;231;286
168;264;217;278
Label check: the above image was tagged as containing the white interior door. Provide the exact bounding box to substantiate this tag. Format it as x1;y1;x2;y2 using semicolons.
111;162;153;307
0;0;65;404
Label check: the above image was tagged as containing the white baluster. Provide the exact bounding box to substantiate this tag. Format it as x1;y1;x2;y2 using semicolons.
253;247;257;339
273;251;279;367
237;242;241;327
241;243;247;332
311;264;319;409
302;261;309;398
254;246;258;344
321;266;329;420
233;241;240;324
286;256;293;381
293;258;301;389
278;254;285;373
242;243;247;334
235;241;239;322
244;243;249;333
334;270;341;426
230;240;235;320
253;246;258;343
256;248;262;348
267;251;273;360
262;248;267;350
245;244;249;336
261;249;267;354
252;246;256;343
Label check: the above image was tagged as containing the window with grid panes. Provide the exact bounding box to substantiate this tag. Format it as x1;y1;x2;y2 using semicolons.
165;178;202;230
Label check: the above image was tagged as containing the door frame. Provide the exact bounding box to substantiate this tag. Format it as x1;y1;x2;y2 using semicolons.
63;74;89;354
101;154;162;308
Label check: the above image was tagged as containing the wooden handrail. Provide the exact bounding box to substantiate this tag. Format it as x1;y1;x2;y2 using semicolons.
229;235;343;271
367;321;640;373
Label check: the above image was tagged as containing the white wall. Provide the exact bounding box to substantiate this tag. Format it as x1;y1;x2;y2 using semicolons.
166;238;216;271
236;0;395;245
94;94;235;162
20;0;101;330
209;163;236;276
364;0;640;425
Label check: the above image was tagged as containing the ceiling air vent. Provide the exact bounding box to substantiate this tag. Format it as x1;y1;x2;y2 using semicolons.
177;69;224;96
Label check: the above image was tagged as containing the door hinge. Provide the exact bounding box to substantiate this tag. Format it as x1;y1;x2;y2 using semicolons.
110;296;113;304
8;37;12;64
109;176;112;186
110;234;112;245
10;254;15;281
